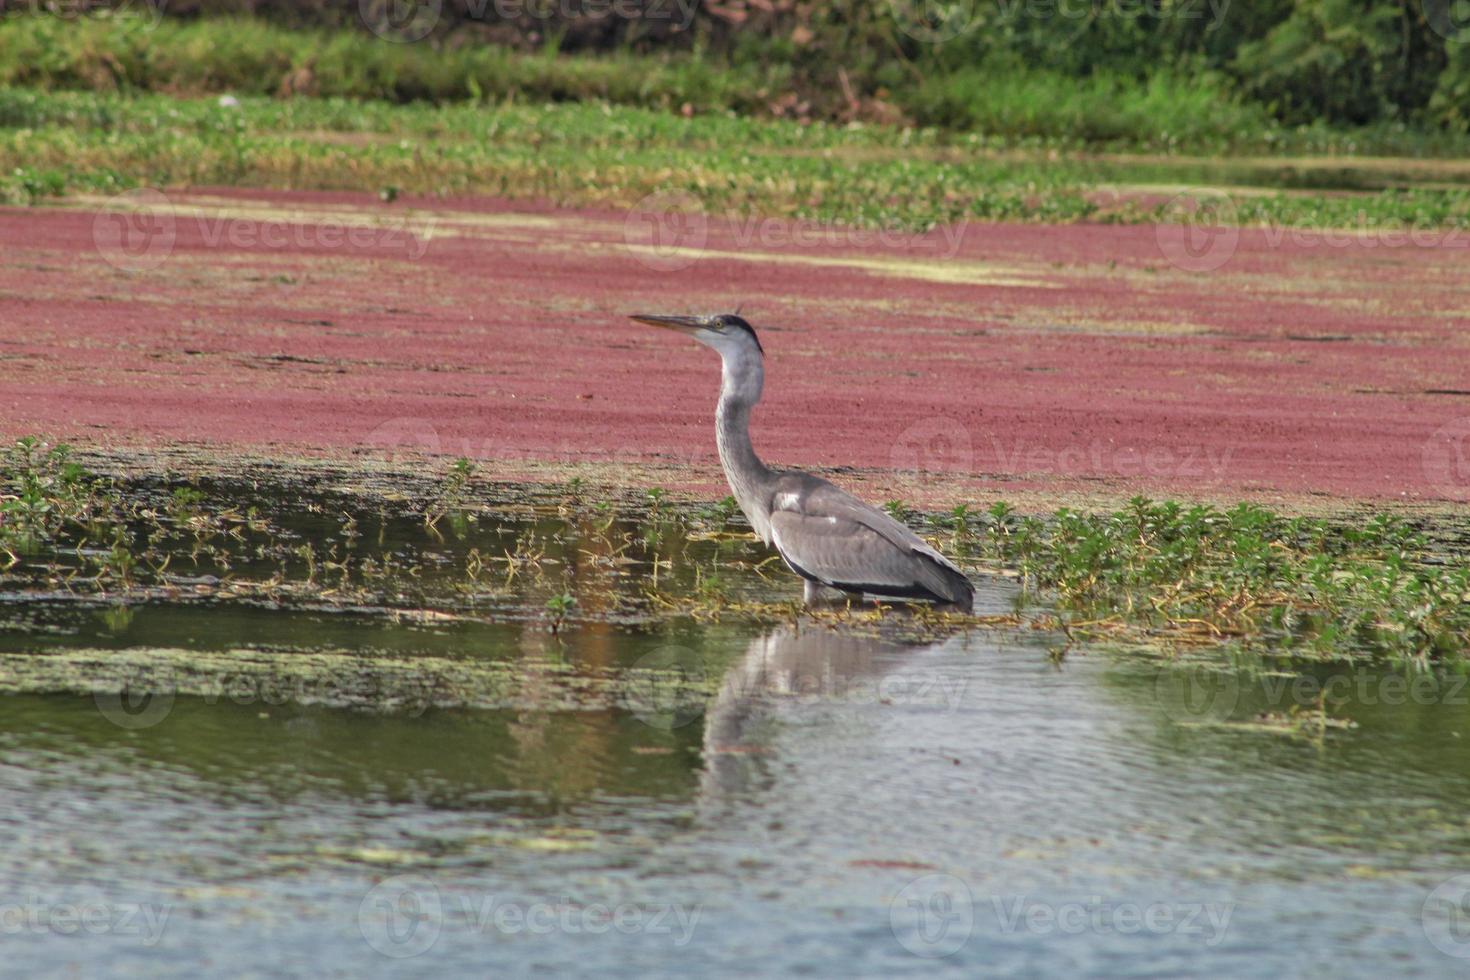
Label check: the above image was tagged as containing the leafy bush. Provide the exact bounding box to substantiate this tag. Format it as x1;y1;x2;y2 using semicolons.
0;15;769;111
906;62;1273;147
3;3;1470;138
1231;0;1448;125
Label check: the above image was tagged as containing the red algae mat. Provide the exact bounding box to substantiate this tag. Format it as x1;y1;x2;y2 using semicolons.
3;187;1470;508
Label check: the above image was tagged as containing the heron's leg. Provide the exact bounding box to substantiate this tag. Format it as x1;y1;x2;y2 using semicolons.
803;578;826;605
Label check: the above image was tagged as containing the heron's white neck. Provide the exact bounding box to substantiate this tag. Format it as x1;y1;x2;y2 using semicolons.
714;347;775;541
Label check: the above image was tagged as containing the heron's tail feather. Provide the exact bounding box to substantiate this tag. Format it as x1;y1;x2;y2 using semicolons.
916;552;975;610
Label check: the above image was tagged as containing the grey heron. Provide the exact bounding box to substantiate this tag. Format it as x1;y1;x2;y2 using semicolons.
631;312;975;610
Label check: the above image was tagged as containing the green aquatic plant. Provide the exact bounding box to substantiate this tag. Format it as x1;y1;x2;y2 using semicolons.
0;437;121;556
5;433;1467;667
545;592;576;634
6;86;1470;233
928;503;977;540
882;499;913;523
976;496;1470;663
425;457;478;530
168;485;206;516
696;495;740;529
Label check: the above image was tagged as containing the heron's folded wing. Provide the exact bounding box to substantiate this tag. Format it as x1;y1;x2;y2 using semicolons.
768;508;920;591
776;479;967;575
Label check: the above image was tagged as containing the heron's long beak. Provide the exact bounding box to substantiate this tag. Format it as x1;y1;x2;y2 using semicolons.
630;314;705;333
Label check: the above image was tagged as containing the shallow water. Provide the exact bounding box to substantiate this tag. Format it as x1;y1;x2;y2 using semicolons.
4;482;1470;976
1087;154;1470;193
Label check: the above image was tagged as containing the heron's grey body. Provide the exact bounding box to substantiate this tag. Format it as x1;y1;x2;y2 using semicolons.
634;312;975;610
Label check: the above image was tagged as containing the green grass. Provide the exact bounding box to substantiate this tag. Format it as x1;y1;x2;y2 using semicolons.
971;498;1470;664
8;13;1470;158
7;436;1468;665
911;66;1275;151
0;437;111;562
0;89;1103;228
0;14;775;115
4;88;1470;232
